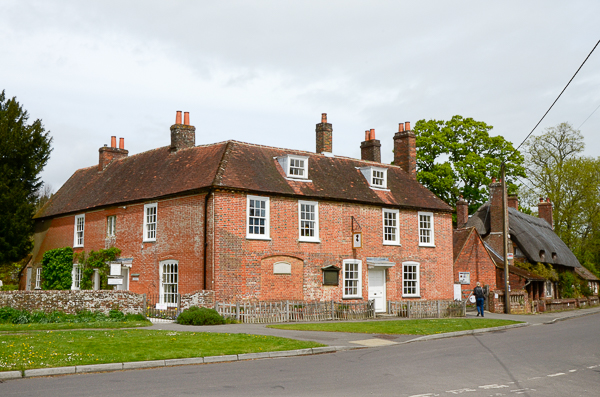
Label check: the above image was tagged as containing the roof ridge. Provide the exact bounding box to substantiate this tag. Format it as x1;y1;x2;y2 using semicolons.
213;141;235;187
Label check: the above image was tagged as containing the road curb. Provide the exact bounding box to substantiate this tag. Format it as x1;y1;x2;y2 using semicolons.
5;345;357;379
404;322;530;343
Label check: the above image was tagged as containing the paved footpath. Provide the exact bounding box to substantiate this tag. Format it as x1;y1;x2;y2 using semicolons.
2;306;599;381
147;305;600;347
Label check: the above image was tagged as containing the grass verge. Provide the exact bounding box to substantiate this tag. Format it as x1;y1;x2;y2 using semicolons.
0;319;152;332
267;318;522;335
0;329;324;372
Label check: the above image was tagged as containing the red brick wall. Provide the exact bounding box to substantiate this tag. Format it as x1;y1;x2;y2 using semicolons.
33;194;208;295
212;191;453;302
454;231;497;298
34;190;454;305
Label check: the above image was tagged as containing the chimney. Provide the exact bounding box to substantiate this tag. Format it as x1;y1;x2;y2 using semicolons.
508;194;519;210
393;121;416;178
360;128;381;162
98;137;128;171
456;196;469;229
538;197;554;229
486;178;510;257
170;110;196;152
316;113;332;154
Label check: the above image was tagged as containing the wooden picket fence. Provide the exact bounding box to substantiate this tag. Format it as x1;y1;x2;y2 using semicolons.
215;300;375;324
388;300;466;318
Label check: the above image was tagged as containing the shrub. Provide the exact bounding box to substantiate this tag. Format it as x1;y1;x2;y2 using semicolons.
176;306;226;325
41;247;74;290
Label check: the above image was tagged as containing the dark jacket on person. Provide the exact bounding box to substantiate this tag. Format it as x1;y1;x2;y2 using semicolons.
474;286;485;299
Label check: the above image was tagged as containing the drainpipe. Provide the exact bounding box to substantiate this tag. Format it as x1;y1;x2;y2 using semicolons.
203;188;213;290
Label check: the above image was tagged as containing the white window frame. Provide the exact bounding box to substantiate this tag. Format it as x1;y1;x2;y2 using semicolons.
402;261;420;297
359;166;388;189
382;208;400;245
545;280;553;298
160;260;178;307
107;215;116;237
35;267;42;290
246;195;270;240
418;211;435;247
343;259;362;299
73;214;85;247
71;264;82;290
298;200;320;242
143;203;157;242
278;155;309;180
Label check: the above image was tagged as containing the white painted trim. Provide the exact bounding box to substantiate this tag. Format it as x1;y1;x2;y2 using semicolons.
418;211;435;247
402;261;420;298
342;259;362;299
143;203;157;242
246;195;270;239
73;214;85;247
298;200;320;242
382;208;400;245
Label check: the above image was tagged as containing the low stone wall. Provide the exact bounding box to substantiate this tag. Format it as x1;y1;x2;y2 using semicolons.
180;290;215;310
488;290;530;314
0;290;145;315
544;297;599;312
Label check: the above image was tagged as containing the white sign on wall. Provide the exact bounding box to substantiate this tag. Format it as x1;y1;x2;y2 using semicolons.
110;263;122;276
353;232;362;248
458;272;470;285
107;278;123;285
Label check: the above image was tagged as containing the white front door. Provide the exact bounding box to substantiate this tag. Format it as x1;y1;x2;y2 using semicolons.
368;268;386;313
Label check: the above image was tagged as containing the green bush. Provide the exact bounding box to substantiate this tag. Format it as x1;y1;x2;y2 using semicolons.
176;306;226;325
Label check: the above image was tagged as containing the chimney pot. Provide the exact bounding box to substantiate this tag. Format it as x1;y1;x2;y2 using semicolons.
370;129;375;140
184;112;190;126
365;130;370;141
175;111;182;124
405;121;411;131
111;136;116;148
321;113;327;123
119;138;124;149
398;123;404;132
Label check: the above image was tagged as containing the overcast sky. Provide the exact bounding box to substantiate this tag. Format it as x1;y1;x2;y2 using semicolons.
2;1;599;192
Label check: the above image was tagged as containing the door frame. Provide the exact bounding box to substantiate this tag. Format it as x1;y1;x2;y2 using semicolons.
368;268;386;313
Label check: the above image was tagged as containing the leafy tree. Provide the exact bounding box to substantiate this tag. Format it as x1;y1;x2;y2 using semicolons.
0;90;53;267
523;123;600;276
41;247;73;290
414;115;526;213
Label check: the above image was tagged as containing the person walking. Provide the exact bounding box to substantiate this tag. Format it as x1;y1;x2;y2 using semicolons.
474;282;485;317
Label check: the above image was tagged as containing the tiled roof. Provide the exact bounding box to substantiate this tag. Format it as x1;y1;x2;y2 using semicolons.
575;267;600;281
452;228;473;263
36;140;451;219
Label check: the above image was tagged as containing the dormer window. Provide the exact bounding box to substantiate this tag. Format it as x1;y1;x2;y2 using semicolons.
278;155;309;180
359;166;388;189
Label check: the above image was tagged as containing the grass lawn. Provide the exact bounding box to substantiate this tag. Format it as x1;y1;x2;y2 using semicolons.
267;318;522;335
0;319;152;332
0;329;324;372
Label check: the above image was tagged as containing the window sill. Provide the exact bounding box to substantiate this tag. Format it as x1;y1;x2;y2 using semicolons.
299;239;321;243
383;242;401;246
285;177;313;183
342;296;363;300
73;245;84;248
419;244;436;248
369;186;390;191
402;295;421;298
143;240;156;243
246;236;272;241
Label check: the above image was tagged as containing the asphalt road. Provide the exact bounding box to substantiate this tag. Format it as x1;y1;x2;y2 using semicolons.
2;312;599;396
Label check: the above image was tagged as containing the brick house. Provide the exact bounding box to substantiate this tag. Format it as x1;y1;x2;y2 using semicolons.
452;227;497;299
28;112;454;312
457;179;598;307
